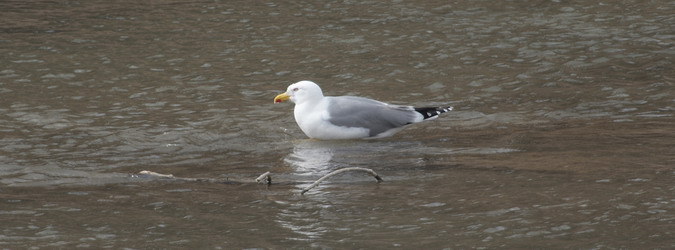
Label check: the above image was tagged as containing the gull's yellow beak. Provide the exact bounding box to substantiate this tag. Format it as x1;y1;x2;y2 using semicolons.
274;92;290;103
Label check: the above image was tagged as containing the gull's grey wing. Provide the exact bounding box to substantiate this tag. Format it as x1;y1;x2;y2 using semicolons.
326;96;420;137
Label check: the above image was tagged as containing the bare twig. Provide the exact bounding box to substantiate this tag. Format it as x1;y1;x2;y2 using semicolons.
130;170;228;183
301;167;383;195
130;169;383;195
133;170;174;179
255;171;272;185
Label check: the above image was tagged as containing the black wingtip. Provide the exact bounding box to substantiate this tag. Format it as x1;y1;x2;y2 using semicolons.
414;106;453;119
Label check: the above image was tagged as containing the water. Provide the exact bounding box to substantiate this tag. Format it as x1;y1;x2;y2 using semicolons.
1;0;673;248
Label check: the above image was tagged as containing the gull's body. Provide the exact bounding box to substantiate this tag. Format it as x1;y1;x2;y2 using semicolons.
274;81;452;140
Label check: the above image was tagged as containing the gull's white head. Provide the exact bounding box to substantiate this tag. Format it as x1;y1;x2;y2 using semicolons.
274;80;324;105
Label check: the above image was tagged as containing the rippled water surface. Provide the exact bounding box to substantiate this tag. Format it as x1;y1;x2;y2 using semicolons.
1;0;674;248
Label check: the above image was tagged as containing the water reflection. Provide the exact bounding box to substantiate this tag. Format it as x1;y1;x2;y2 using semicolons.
284;138;520;176
284;139;428;177
284;140;338;176
275;204;328;241
276;138;521;241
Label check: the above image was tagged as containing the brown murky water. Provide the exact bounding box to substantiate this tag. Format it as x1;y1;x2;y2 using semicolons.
1;0;674;248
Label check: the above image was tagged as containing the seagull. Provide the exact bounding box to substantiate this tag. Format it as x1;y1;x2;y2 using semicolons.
274;80;452;140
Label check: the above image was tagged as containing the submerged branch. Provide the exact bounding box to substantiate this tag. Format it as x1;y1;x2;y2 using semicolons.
255;171;272;185
130;170;229;183
301;167;383;195
130;168;383;195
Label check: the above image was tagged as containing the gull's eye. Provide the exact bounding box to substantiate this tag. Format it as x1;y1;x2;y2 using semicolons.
292;88;299;92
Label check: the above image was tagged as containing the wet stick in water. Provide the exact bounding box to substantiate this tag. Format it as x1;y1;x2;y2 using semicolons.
255;171;272;185
131;169;382;194
131;170;230;183
301;167;383;195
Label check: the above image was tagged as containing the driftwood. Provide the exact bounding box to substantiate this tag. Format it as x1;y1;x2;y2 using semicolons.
300;167;383;195
255;171;272;185
130;167;382;195
130;170;230;183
